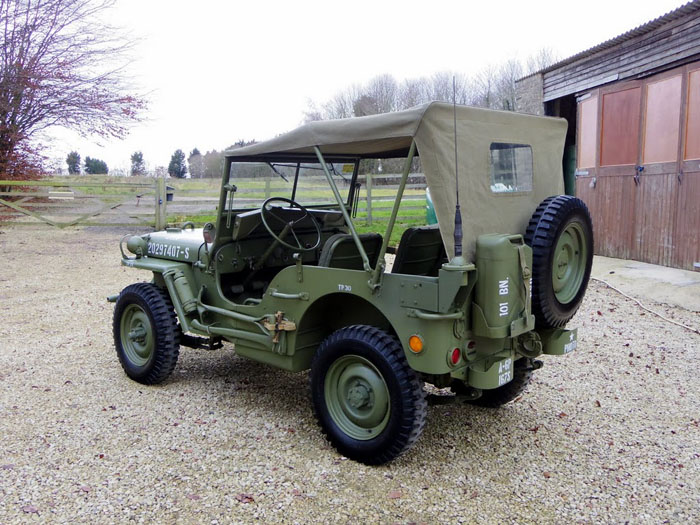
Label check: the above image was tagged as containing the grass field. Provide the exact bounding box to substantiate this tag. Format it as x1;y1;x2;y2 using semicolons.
166;176;429;247
39;174;430;244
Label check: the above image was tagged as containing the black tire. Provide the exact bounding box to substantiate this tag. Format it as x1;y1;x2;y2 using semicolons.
310;325;427;465
113;283;180;385
525;195;593;328
455;358;533;408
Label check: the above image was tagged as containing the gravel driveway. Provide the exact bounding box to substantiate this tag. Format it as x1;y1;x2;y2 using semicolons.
0;227;698;524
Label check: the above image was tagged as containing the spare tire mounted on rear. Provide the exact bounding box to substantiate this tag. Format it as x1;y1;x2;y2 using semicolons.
525;195;593;329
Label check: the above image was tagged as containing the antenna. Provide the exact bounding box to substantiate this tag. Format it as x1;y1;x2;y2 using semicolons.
452;76;463;258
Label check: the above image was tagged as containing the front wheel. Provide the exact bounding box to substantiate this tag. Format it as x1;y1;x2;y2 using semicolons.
310;326;427;465
113;283;180;385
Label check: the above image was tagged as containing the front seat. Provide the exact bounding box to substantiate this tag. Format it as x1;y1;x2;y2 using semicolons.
318;233;383;270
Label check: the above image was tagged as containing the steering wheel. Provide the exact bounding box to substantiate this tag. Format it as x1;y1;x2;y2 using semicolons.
260;197;322;252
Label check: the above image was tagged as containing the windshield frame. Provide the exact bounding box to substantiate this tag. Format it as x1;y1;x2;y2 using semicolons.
224;154;360;211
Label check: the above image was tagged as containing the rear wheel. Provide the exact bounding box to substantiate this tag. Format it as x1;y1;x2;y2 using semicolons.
310;325;427;465
525;195;593;328
113;283;180;385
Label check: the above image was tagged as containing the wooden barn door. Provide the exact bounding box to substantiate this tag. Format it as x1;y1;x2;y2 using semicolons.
577;80;644;261
575;64;699;269
636;70;683;267
675;64;700;269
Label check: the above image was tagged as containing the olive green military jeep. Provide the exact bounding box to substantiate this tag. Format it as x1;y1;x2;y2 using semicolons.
110;102;593;465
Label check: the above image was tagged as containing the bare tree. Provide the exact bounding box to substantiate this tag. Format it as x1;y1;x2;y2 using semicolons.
305;49;563;124
427;72;452;102
0;0;145;180
426;72;471;104
470;65;500;108
302;99;323;123
525;47;560;75
397;77;428;109
495;59;524;111
364;74;398;114
323;85;361;120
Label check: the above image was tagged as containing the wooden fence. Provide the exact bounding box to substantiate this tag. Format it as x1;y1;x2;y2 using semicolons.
0;174;428;229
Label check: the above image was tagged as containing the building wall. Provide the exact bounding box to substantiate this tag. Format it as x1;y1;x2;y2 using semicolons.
515;74;544;115
542;6;700;101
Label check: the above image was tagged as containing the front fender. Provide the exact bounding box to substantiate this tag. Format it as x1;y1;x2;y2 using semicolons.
121;256;189;274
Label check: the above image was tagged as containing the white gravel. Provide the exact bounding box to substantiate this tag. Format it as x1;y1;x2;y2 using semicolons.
0;227;698;524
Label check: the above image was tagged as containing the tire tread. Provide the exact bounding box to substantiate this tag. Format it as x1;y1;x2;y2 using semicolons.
113;282;180;385
310;325;427;465
525;195;593;328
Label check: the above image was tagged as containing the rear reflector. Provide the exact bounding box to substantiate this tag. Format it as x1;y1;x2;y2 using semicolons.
408;335;424;353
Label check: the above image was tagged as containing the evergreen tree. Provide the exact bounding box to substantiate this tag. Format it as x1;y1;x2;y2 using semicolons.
202;149;223;178
66;151;81;174
130;151;146;176
84;156;108;174
168;149;187;178
187;148;203;179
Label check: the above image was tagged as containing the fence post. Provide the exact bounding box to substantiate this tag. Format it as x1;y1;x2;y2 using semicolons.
265;179;271;199
366;173;372;226
155;177;165;230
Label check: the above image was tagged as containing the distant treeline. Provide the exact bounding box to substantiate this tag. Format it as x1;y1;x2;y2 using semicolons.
186;140;256;178
303;49;557;121
188;50;558;178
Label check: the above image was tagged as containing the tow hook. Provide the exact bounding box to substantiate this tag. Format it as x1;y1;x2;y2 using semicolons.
527;359;544;371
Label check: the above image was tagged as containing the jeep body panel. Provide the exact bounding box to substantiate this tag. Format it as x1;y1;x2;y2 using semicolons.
115;101;584;394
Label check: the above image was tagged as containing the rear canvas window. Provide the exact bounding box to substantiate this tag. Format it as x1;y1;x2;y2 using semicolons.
489;143;533;193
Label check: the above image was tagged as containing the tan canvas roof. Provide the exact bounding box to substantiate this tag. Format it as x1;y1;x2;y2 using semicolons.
227;102;568;260
226;104;428;159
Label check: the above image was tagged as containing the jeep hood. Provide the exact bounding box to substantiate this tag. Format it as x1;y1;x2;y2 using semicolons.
143;229;206;263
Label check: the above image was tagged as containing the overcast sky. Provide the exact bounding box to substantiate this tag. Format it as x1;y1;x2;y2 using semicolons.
46;0;689;174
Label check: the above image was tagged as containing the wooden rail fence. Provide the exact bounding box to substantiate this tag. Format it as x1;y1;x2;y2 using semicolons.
0;174;428;229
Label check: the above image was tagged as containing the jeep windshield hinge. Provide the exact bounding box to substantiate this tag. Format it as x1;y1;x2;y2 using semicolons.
224;183;237;229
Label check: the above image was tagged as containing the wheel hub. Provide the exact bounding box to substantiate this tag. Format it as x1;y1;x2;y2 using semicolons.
120;304;154;366
128;326;147;342
347;381;372;409
552;222;586;303
324;355;390;440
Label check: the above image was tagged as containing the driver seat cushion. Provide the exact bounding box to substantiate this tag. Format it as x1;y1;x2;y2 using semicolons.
391;225;446;276
318;233;383;270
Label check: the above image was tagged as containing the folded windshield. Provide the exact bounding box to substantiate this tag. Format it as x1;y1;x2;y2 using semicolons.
228;161;357;209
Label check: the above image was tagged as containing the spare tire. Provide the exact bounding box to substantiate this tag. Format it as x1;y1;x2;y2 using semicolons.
525;195;593;329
